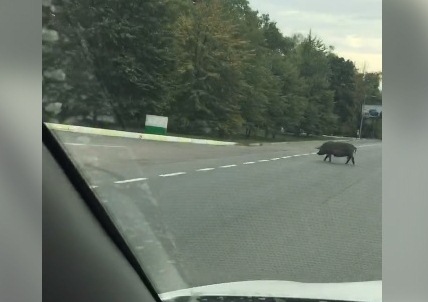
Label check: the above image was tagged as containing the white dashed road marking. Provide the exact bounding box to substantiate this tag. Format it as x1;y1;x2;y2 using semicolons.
114;177;147;184
159;172;187;177
219;164;237;168
90;144;381;187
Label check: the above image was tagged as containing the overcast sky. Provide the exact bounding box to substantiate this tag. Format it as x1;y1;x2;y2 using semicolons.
247;0;382;73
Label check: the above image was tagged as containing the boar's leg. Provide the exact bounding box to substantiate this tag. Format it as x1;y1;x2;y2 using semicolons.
323;154;329;161
345;156;355;165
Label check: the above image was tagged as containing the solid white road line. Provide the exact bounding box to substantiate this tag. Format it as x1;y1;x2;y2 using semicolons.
65;143;126;148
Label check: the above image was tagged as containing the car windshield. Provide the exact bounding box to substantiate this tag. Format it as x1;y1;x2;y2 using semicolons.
42;0;382;299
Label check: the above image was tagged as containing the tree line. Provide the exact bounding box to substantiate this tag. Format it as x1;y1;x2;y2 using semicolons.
42;0;382;138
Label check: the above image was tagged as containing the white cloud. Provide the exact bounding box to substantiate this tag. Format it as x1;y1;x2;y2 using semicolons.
345;35;364;49
336;51;382;72
247;0;382;72
277;10;351;25
341;35;382;54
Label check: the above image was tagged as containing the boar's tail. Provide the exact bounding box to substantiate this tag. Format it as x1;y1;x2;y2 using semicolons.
354;147;357;153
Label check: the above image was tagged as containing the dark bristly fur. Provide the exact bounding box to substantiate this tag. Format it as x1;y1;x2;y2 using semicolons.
316;141;357;165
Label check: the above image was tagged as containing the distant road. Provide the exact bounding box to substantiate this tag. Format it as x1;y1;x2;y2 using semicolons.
54;130;382;292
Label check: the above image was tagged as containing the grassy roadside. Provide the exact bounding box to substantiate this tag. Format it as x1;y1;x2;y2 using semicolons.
46;122;358;146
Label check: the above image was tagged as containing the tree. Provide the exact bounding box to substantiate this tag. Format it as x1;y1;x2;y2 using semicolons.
43;0;111;126
171;0;252;136
355;70;383;138
43;0;381;140
295;31;336;135
328;54;359;136
259;14;295;56
66;0;181;129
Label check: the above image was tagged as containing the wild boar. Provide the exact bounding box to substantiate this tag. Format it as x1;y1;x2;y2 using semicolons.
316;141;357;165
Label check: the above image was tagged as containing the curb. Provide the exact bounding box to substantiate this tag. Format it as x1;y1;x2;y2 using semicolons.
45;123;237;146
322;135;357;139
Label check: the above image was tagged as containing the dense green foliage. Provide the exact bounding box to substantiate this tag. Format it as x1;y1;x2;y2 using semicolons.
43;0;382;138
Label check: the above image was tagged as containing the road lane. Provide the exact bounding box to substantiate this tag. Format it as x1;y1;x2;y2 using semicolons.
141;145;381;290
52;130;381;292
52;130;375;182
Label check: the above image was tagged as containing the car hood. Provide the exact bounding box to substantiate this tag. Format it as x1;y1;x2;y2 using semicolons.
160;280;382;302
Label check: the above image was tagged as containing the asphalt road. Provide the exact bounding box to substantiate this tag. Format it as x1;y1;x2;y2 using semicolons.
52;130;382;293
